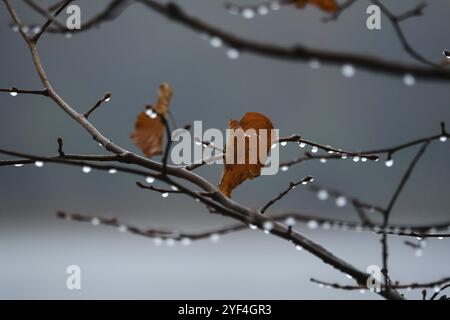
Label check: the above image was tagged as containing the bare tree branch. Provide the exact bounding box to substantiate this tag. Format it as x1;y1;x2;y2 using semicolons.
311;277;450;291
260;176;313;214
83;92;111;119
24;0;72;42
12;0;450;81
54;210;450;242
281;123;448;168
0;87;48;96
372;1;438;68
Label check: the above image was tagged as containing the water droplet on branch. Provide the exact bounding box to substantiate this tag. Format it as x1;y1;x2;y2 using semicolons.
209;36;223;48
257;6;269;15
34;161;44;167
242;8;255;19
342;64;355;78
444;50;450;59
226;48;240;59
321;222;331;230
307;220;318;229
32;26;41;34
385;159;394;167
82;166;92;173
317;190;329;201
285;217;296;226
263;221;274;233
144;108;158;119
210;233;220;242
309;59;321;69
403;74;416;86
335;196;347;207
181;238;191;246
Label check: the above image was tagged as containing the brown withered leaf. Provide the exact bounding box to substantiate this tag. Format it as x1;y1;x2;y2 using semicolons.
130;109;164;158
219;112;275;198
130;83;173;158
154;82;173;114
295;0;339;12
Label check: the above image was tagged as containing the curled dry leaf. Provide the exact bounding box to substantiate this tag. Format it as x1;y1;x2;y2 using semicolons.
130;83;173;158
295;0;339;12
154;82;173;114
219;112;275;198
130;108;164;158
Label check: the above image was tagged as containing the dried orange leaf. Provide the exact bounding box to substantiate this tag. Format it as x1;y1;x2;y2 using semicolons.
130;83;173;158
295;0;339;12
130;110;164;158
154;82;173;114
219;112;275;198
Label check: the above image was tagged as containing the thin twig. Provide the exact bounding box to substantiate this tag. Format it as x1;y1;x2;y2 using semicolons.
281;123;448;168
136;181;182;194
260;176;313;213
311;277;450;291
83;92;111;119
381;142;430;289
16;0;450;81
28;0;73;42
372;0;438;68
0;87;48;96
57;137;65;156
54;210;450;242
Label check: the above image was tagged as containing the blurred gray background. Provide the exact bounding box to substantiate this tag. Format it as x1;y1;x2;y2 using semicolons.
0;0;449;299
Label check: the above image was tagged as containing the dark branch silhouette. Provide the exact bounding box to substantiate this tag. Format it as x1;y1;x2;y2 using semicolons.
11;0;450;82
